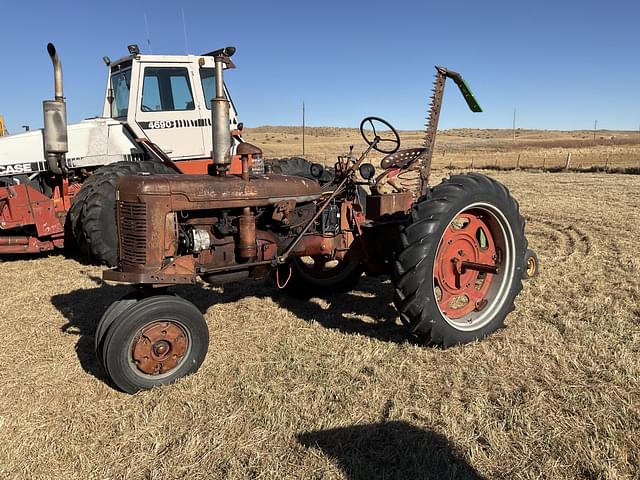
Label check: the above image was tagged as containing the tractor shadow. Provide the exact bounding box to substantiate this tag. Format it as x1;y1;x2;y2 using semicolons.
51;274;417;381
297;421;485;480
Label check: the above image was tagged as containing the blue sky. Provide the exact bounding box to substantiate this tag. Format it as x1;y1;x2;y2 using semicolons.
1;0;638;133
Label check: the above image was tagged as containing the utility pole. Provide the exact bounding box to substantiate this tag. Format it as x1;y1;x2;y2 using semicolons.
181;8;189;54
593;120;597;142
302;101;305;157
512;108;516;142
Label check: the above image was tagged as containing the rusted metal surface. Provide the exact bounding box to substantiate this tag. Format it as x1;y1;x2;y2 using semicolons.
236;142;262;157
118;201;148;266
131;321;189;375
117;174;322;208
419;67;447;195
271;200;296;224
238;207;257;259
459;260;499;275
237;143;263;181
0;183;68;253
366;193;413;219
434;213;498;319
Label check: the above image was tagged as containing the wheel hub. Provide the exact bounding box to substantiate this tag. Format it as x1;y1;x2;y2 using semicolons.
434;213;500;320
132;321;188;375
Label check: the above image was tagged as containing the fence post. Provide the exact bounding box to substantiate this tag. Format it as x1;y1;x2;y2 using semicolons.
564;152;572;170
470;157;474;169
516;153;521;169
542;157;546;169
604;154;609;170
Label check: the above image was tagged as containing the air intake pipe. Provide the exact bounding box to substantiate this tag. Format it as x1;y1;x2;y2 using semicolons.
210;53;232;174
42;43;68;175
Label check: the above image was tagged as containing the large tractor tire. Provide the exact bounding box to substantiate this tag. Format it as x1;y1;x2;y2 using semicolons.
99;295;209;393
73;161;176;266
393;173;527;346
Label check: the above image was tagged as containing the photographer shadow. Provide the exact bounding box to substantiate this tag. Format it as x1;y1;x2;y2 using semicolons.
298;420;485;480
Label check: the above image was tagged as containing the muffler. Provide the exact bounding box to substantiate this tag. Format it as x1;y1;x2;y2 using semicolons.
210;49;234;174
42;43;68;175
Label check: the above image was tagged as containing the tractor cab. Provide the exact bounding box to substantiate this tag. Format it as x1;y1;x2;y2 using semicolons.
102;45;242;169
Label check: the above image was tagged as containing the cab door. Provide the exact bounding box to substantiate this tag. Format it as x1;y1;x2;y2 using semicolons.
134;63;206;160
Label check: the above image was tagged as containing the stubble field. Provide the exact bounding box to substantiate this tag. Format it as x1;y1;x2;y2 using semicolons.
0;129;638;479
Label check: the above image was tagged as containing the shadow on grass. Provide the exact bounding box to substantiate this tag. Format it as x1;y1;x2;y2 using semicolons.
50;274;417;381
297;420;485;480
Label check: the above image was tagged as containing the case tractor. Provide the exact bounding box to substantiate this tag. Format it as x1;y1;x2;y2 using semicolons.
0;43;248;265
96;49;538;393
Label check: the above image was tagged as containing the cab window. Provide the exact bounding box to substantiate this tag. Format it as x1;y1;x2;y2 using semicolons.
111;69;131;118
200;67;236;112
141;67;195;111
200;68;216;109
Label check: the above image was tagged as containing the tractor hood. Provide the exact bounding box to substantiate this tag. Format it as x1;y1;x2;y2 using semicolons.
117;174;323;209
0;118;141;176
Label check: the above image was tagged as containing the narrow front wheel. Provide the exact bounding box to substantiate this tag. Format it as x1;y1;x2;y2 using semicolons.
101;295;209;393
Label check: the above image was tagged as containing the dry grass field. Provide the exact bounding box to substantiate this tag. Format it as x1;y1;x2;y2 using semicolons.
245;127;640;171
0;129;639;479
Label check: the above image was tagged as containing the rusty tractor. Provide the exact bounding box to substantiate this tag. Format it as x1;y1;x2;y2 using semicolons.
96;50;536;393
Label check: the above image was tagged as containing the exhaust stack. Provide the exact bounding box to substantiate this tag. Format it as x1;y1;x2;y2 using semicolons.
42;43;68;175
210;51;234;174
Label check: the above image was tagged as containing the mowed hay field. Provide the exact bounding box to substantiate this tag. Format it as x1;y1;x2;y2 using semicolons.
0;132;639;478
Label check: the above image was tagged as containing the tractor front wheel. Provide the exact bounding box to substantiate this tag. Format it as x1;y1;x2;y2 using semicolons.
99;295;209;393
393;173;527;346
94;291;142;369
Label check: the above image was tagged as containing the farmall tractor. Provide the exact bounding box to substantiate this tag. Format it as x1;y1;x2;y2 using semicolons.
97;49;537;393
0;43;248;265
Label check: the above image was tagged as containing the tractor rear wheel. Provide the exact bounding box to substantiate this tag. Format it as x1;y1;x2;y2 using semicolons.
393;173;527;346
279;256;363;297
100;295;209;393
75;161;176;266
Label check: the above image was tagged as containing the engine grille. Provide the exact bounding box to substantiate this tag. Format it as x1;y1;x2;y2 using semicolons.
118;201;147;265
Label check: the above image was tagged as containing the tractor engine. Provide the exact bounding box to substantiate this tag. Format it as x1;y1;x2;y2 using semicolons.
104;170;351;285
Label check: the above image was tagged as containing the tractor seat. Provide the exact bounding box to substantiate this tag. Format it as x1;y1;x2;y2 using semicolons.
380;147;428;170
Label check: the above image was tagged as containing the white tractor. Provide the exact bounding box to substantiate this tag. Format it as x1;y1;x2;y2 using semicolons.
0;43;249;265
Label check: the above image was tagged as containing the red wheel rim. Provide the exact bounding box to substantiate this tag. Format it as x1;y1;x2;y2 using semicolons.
434;209;503;322
131;321;189;375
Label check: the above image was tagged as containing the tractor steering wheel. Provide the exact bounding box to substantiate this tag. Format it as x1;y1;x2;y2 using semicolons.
359;116;400;154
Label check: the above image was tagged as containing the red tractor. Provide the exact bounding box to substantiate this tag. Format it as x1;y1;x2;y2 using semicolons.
96;51;537;393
